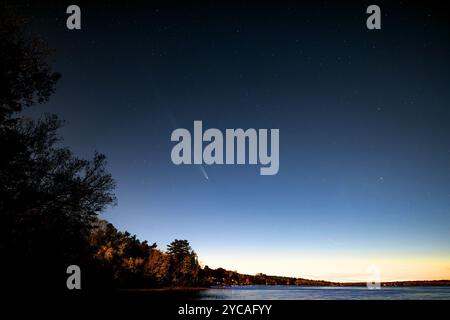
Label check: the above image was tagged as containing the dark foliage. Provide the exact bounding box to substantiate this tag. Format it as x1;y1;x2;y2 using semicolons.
0;7;114;292
0;114;117;291
0;7;60;121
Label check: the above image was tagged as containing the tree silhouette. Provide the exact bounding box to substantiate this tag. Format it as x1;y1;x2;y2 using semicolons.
167;239;194;260
0;114;117;291
166;239;201;285
0;7;60;121
0;8;115;293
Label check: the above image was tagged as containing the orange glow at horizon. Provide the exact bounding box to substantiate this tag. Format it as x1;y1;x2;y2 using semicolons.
200;253;450;283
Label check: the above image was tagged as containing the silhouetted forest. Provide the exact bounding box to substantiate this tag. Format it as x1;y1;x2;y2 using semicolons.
1;7;449;294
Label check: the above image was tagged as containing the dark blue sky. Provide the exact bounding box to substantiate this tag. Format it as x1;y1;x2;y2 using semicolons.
23;1;450;280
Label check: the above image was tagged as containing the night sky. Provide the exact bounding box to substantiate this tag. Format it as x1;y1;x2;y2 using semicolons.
19;1;450;281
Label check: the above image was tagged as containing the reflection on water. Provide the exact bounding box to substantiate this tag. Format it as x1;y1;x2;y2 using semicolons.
199;286;450;300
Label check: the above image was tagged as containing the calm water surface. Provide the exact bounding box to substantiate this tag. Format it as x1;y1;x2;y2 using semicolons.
199;286;450;300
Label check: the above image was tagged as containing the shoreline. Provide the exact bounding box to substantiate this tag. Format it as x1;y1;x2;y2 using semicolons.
116;281;450;292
